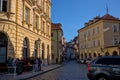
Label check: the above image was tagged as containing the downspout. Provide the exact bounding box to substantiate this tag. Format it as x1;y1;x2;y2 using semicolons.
15;0;18;58
57;30;59;63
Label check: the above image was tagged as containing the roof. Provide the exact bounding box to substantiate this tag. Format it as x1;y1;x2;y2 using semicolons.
102;14;120;21
51;23;62;30
78;14;120;31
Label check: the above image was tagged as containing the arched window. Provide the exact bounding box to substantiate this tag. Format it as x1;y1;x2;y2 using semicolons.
112;51;118;56
105;52;109;56
93;53;97;57
0;32;8;64
22;37;29;58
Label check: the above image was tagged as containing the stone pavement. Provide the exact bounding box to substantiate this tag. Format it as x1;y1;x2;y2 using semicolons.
0;64;63;80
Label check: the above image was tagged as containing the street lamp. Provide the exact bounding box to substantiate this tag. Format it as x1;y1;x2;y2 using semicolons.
118;41;120;55
38;38;41;58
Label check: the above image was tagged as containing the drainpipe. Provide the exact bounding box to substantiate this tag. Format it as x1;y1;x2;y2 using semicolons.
57;30;59;63
15;0;18;58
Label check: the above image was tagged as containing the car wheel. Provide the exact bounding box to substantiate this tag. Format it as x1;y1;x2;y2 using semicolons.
96;75;110;80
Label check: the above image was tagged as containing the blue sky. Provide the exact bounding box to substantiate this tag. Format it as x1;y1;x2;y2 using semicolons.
51;0;120;42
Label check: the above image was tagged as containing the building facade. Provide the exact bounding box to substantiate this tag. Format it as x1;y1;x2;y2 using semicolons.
72;36;79;60
78;14;120;60
51;23;63;64
0;0;51;66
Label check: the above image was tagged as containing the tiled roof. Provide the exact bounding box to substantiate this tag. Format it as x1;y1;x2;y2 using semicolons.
51;23;62;30
101;14;120;21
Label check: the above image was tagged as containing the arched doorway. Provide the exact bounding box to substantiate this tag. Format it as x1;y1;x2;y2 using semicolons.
89;53;92;58
105;52;109;56
93;53;97;58
85;53;87;58
0;32;8;66
22;37;29;58
112;51;118;56
81;53;83;59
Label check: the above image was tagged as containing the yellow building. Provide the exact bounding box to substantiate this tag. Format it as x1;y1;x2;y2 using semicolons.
78;14;120;59
51;23;63;64
0;0;51;66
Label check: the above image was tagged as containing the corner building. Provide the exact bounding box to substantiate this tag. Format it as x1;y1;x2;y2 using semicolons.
51;23;63;64
0;0;51;66
78;14;120;60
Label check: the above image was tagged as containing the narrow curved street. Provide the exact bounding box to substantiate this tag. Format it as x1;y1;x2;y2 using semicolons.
27;61;89;80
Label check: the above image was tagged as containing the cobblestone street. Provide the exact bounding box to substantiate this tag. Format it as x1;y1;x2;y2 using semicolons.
27;61;89;80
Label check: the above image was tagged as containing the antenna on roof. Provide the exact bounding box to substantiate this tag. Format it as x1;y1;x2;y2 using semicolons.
105;4;109;14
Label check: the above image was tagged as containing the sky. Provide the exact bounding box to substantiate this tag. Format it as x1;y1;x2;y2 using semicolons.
51;0;120;42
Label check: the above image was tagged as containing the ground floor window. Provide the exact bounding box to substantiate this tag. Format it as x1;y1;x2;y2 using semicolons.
0;32;8;64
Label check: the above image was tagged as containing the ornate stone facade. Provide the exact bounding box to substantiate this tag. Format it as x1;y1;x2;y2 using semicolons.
0;0;51;65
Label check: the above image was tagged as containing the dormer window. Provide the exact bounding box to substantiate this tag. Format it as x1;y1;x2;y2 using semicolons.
0;0;7;12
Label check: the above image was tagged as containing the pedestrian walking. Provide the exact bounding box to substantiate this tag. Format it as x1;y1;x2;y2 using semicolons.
7;56;12;73
35;58;39;72
16;58;22;75
38;58;42;71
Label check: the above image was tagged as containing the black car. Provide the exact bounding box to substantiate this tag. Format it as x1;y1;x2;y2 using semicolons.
87;56;120;80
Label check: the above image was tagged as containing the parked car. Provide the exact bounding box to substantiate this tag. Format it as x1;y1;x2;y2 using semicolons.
87;56;120;80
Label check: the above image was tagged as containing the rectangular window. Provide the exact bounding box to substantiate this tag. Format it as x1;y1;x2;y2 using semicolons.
97;27;100;34
0;0;7;12
24;6;30;24
84;32;86;38
34;15;39;29
47;26;50;35
93;28;95;35
113;25;118;32
51;33;53;37
88;41;91;48
41;21;45;32
93;40;95;47
114;38;119;45
88;30;90;37
98;40;100;46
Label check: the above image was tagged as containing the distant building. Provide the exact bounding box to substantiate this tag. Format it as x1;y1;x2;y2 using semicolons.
78;14;120;60
66;41;75;60
0;0;51;66
73;36;79;59
51;23;64;63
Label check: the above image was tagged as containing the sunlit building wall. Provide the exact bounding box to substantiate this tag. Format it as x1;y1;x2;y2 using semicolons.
51;23;63;64
0;0;51;65
78;14;120;59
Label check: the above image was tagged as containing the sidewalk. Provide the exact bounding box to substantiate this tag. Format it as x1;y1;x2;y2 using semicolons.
0;64;63;80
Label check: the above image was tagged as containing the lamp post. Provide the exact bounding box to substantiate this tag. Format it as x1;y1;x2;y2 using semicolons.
38;38;41;58
118;42;120;55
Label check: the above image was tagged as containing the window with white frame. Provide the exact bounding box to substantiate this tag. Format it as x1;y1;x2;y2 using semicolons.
88;41;91;48
84;32;86;38
88;30;90;37
0;0;7;12
114;38;119;45
34;14;39;29
113;25;118;32
97;27;100;34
